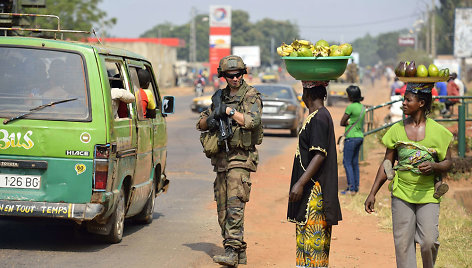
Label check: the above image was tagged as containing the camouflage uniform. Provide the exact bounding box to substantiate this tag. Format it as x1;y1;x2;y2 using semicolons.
197;80;262;253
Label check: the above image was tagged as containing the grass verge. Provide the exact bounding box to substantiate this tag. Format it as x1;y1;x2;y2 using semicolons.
339;192;472;267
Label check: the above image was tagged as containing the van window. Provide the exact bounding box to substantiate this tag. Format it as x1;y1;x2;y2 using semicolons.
0;46;90;121
129;67;155;120
105;60;133;119
144;64;161;111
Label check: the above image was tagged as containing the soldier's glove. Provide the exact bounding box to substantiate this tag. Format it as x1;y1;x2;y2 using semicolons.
206;112;219;131
214;103;228;119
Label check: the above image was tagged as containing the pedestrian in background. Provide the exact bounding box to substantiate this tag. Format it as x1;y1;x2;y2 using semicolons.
340;85;365;194
287;81;342;268
390;77;404;96
445;75;460;115
365;83;453;268
451;72;465;96
196;55;263;267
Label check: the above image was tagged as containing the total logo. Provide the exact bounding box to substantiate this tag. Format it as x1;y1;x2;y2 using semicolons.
213;8;227;22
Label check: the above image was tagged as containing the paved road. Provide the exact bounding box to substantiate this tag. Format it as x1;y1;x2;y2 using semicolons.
0;92;296;267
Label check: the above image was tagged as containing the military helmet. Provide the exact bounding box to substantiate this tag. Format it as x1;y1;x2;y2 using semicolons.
217;55;247;78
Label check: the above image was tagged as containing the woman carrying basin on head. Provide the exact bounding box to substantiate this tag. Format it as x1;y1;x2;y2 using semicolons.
287;80;342;268
364;83;453;268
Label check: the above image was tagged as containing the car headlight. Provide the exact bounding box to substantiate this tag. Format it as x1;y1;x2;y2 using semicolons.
203;99;212;106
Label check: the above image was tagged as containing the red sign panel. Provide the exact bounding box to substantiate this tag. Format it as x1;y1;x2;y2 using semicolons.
209;47;231;79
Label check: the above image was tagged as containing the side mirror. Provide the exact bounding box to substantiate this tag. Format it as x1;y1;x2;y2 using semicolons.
162;96;175;115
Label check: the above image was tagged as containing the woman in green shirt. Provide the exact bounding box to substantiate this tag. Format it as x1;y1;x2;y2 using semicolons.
364;83;452;268
340;85;365;194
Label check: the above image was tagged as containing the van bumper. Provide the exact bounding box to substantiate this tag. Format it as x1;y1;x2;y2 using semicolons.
0;200;104;220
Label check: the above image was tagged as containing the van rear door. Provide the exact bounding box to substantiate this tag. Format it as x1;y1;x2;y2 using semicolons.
0;45;101;205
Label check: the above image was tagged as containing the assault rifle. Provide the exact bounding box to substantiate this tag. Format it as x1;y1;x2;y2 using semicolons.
212;89;233;152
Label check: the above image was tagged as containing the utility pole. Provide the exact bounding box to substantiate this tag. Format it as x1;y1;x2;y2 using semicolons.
431;0;436;59
425;3;430;55
189;7;197;64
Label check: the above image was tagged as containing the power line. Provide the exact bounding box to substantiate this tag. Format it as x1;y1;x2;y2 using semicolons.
299;13;418;29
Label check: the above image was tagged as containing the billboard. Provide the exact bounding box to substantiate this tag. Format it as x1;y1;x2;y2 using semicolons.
398;36;415;47
454;8;472;58
232;46;261;68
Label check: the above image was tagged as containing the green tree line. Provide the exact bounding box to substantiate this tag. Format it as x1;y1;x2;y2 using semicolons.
141;10;300;66
354;0;471;67
18;0;115;39
142;1;470;68
14;0;471;67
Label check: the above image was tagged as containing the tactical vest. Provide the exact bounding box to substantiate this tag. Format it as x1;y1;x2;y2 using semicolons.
225;83;263;150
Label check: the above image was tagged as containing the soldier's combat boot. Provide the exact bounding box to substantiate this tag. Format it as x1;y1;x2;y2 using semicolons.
238;250;247;265
213;247;238;267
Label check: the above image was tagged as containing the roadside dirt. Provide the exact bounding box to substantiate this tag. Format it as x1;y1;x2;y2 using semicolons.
243;78;397;268
171;77;471;267
244;78;472;267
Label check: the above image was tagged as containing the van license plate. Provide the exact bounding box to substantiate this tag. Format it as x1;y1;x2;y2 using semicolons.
0;174;41;189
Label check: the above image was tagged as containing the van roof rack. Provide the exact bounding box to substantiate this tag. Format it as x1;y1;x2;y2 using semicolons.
0;13;90;39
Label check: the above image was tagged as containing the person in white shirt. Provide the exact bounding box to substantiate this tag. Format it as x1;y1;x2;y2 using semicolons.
111;87;135;118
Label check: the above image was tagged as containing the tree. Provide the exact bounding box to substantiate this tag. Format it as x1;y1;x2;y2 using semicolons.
351;34;380;67
141;14;209;62
432;0;471;54
397;48;433;66
376;31;407;66
24;0;116;40
140;9;300;66
253;18;300;67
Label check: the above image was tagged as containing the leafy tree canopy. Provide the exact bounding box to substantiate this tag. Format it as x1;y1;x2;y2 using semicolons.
141;10;299;66
22;0;116;40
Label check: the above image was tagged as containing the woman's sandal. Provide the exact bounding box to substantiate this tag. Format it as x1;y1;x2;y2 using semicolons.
433;183;449;199
383;159;395;180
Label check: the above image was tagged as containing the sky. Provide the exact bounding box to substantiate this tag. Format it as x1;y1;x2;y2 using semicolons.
98;0;438;43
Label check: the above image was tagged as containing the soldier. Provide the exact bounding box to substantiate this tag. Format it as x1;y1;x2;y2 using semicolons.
345;61;359;84
196;55;263;267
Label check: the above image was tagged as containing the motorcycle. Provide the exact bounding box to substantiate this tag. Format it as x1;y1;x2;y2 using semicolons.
195;82;204;97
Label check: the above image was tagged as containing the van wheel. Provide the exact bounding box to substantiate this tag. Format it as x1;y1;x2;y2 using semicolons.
133;180;156;224
105;189;125;243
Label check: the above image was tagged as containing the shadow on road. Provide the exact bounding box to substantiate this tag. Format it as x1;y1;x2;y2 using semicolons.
262;132;297;138
183;242;221;257
0;212;164;251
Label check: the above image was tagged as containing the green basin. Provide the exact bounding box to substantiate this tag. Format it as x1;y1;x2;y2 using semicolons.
282;56;353;81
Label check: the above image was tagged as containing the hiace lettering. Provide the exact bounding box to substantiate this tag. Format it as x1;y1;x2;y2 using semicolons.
66;150;90;156
0;130;34;150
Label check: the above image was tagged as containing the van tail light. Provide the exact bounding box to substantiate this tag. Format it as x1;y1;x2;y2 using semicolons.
93;144;110;191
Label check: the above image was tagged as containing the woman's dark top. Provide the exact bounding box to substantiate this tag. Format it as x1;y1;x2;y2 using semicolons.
287;106;342;225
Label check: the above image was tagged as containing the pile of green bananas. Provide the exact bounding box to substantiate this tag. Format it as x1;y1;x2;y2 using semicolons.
277;39;353;57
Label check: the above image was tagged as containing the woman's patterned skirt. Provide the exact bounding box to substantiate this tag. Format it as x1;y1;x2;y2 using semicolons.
296;181;332;268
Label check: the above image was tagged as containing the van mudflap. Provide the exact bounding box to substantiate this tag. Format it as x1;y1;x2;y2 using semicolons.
0;200;104;220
